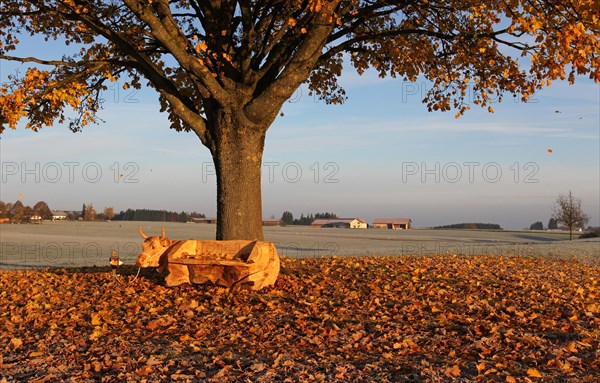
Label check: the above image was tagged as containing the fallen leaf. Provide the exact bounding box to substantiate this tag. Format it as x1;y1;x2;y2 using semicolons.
136;365;153;377
91;313;102;326
445;365;461;378
30;375;55;383
250;362;266;372
527;368;543;378
89;327;104;341
476;362;486;373
10;338;23;349
146;320;161;331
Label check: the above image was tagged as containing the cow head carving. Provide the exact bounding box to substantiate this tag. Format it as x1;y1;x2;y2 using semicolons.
136;226;173;268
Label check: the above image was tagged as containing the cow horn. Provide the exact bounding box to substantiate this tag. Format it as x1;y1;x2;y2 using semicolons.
161;226;166;238
138;226;149;239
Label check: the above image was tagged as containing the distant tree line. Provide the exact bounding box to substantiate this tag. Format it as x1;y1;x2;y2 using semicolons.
0;200;119;222
529;218;558;230
0;200;52;223
280;211;337;226
113;208;205;223
433;223;503;230
0;200;205;224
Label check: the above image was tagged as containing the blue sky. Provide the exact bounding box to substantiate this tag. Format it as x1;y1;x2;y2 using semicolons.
1;46;599;229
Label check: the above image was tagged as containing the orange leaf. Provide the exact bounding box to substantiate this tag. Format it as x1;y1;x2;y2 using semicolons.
195;41;207;52
445;365;461;378
476;362;486;373
565;342;577;353
527;368;542;378
91;313;102;326
136;366;153;377
10;338;23;349
146;320;161;331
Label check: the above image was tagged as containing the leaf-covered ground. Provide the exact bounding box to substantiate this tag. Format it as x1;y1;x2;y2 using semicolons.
1;255;598;382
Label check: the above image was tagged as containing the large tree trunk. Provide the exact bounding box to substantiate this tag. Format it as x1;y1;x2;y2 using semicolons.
209;108;268;241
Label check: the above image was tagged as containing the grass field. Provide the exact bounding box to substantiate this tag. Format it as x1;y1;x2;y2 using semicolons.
1;221;597;268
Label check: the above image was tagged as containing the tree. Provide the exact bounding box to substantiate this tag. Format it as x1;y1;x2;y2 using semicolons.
84;203;96;221
103;206;115;220
10;200;26;223
552;191;590;240
33;201;53;219
0;201;11;218
315;212;337;219
1;2;598;240
281;211;294;226
548;218;558;230
529;221;544;230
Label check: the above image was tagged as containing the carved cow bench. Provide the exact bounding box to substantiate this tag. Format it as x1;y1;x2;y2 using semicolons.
136;227;280;290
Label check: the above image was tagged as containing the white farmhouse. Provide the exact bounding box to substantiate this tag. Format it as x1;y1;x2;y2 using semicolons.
52;210;68;221
311;218;368;229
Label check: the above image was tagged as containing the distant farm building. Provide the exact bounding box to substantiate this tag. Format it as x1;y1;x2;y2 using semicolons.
52;210;68;221
311;218;368;229
262;219;283;227
192;217;217;224
373;218;412;230
0;218;9;224
30;215;43;224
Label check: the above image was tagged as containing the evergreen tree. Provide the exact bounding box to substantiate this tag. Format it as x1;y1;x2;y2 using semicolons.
529;221;544;230
281;211;294;226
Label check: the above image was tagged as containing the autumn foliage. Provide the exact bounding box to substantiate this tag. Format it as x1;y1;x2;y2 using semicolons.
2;1;599;132
2;255;598;382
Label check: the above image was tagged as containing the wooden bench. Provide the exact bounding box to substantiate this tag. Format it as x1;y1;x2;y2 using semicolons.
164;240;280;290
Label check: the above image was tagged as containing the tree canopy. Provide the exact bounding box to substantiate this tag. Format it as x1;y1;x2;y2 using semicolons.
1;0;598;239
2;1;598;134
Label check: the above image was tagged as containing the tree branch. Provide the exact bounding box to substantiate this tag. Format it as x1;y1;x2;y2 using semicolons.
0;55;81;67
121;0;228;104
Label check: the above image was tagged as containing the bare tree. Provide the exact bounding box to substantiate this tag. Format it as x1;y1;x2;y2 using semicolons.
552;191;589;240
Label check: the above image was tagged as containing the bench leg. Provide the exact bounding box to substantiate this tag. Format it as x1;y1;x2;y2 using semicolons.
164;264;191;287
